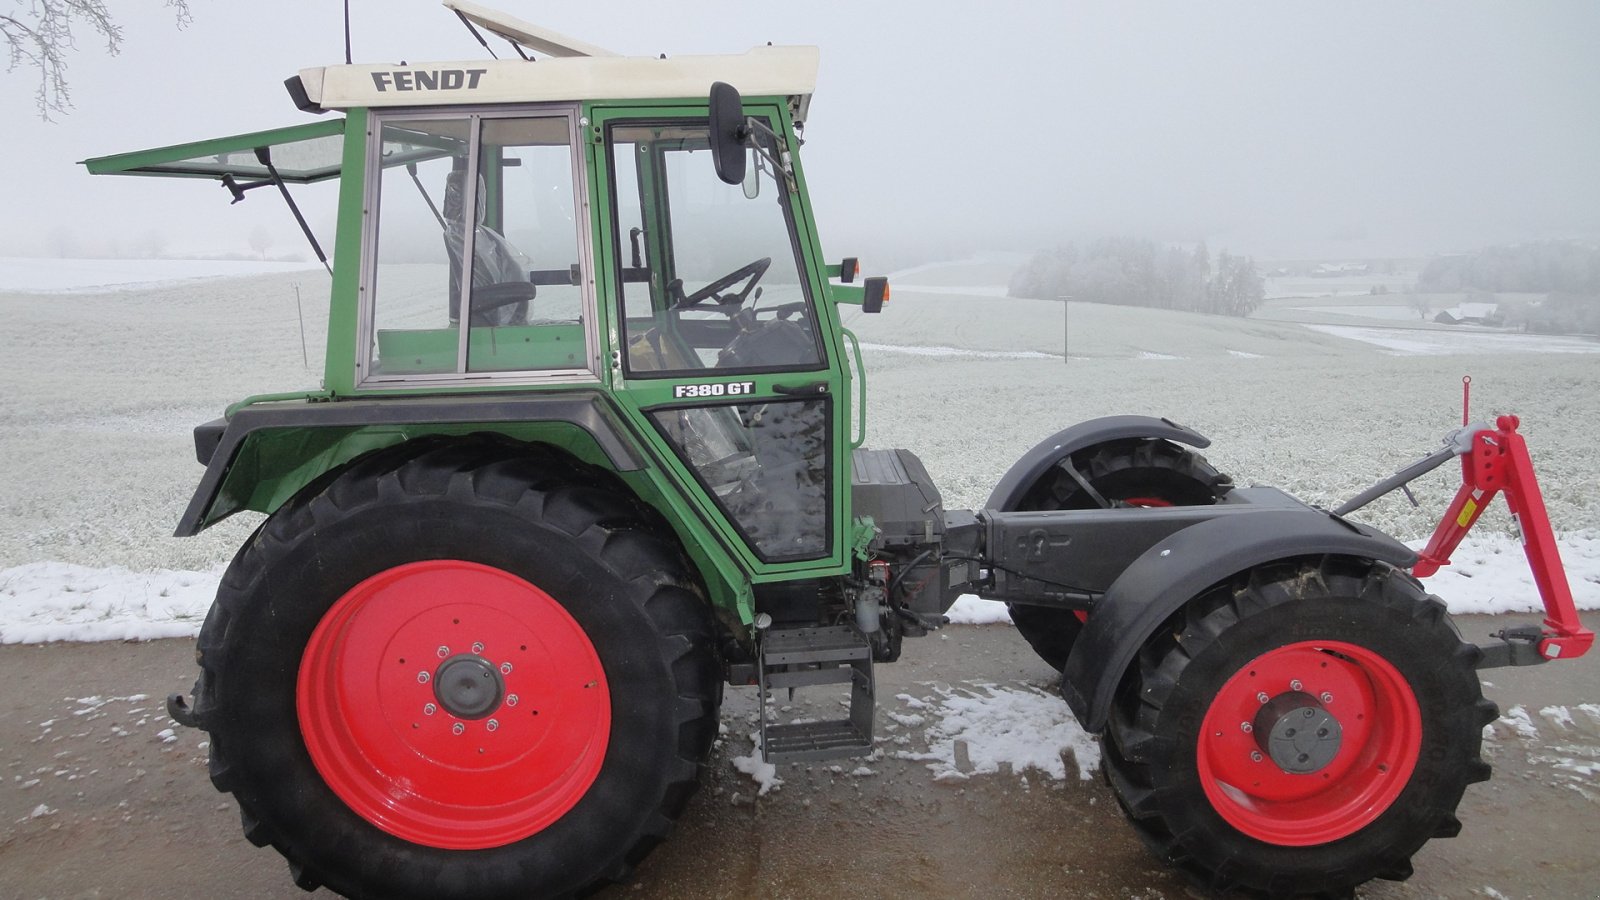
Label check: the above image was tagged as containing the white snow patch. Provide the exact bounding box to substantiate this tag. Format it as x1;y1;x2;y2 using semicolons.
1227;349;1264;358
1304;324;1600;356
0;562;221;643
907;683;1100;781
156;728;177;744
1406;532;1600;615
1497;705;1541;741
1540;706;1577;730
944;595;1013;625
29;804;54;819
730;733;782;796
1136;351;1183;360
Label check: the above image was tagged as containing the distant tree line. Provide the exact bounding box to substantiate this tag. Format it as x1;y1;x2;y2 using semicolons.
1009;238;1265;317
1419;240;1599;294
1420;241;1600;336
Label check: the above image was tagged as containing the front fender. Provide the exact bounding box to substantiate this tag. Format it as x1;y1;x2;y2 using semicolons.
1060;509;1417;732
985;415;1210;511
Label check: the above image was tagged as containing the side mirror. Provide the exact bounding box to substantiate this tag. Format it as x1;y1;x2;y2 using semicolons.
709;81;748;186
862;277;889;314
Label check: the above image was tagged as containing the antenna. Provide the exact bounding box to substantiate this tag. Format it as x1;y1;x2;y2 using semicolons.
343;0;353;64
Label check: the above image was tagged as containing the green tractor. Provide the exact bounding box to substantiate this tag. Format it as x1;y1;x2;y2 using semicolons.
85;4;1590;898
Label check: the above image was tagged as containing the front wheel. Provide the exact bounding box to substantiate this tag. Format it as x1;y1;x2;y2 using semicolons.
194;440;720;898
1102;557;1495;897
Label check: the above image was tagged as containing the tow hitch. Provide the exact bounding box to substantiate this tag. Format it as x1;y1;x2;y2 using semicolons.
1336;377;1593;667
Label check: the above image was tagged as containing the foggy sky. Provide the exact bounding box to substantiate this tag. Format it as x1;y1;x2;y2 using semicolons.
5;0;1598;264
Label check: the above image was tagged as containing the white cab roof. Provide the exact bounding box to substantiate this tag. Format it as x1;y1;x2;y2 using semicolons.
296;2;818;114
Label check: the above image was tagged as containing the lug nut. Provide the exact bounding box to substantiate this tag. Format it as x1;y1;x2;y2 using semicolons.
1250;751;1263;762
1257;692;1270;704
506;694;519;707
423;703;437;716
500;662;513;675
1320;692;1334;704
417;671;430;684
472;641;485;654
1240;721;1253;733
487;719;499;732
1289;679;1303;691
452;722;465;735
437;645;450;658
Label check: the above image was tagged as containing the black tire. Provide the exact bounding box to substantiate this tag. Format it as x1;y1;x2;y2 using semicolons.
191;438;720;899
1102;556;1495;898
1006;438;1231;670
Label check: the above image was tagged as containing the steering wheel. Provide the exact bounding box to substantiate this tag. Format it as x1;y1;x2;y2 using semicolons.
674;257;771;309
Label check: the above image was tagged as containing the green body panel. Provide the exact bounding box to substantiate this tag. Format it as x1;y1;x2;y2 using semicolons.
375;324;587;374
322;109;369;396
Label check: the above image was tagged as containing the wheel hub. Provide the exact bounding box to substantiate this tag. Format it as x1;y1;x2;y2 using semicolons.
433;653;504;719
1254;691;1342;774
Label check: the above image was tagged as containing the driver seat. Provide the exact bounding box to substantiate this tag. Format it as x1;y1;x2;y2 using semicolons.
442;170;534;326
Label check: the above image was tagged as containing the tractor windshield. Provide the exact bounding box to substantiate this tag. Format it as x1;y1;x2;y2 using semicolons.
607;120;823;378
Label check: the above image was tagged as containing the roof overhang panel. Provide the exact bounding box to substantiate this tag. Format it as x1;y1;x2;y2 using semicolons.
300;45;819;110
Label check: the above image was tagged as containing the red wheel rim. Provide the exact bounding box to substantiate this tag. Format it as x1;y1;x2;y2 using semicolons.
1196;640;1421;846
297;560;610;850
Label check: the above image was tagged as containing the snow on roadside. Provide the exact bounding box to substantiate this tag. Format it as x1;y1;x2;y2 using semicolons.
0;563;220;643
0;533;1594;644
896;683;1101;781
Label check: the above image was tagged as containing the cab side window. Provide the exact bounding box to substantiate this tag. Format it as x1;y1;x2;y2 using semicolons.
364;112;589;381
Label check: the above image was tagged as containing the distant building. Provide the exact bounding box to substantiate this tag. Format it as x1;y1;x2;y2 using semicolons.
1433;302;1502;326
1311;262;1370;277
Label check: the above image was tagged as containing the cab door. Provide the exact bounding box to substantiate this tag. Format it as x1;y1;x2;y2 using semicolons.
591;104;850;578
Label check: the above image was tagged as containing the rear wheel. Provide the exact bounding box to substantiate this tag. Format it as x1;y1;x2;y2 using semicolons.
193;439;720;899
1102;557;1495;897
1007;438;1230;670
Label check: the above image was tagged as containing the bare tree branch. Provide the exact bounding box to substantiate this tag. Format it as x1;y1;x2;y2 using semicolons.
3;1;191;121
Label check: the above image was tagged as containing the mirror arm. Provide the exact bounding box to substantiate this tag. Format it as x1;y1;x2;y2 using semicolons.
742;117;797;191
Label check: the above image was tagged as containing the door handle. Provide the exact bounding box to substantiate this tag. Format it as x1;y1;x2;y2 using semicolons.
771;381;829;396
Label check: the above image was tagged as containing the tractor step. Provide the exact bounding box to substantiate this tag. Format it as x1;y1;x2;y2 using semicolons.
758;625;875;764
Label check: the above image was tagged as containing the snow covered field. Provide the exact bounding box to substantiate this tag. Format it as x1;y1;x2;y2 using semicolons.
1;257;1597;645
0;257;322;292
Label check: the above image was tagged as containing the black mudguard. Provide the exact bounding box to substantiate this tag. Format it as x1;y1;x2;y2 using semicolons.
1061;509;1417;732
985;415;1211;511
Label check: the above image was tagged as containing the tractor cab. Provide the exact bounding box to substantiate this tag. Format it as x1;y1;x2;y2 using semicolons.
84;4;886;585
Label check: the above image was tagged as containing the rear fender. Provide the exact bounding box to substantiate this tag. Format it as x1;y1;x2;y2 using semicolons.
985;415;1211;510
178;393;642;536
1060;510;1417;732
